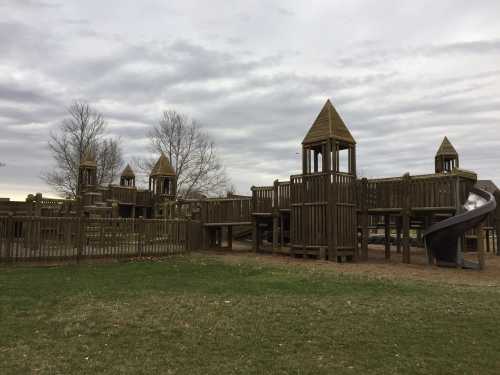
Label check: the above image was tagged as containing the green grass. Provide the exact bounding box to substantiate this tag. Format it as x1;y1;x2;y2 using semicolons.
1;255;499;374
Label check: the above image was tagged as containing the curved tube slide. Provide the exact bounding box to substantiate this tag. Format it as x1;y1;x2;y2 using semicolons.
423;188;497;269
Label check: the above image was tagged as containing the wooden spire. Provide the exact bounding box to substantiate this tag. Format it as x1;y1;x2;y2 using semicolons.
302;99;356;145
436;137;458;156
150;152;176;176
121;164;135;178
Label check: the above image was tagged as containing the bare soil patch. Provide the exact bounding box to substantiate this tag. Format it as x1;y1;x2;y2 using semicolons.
200;244;500;287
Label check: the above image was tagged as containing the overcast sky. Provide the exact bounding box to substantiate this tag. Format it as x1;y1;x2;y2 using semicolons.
1;0;500;199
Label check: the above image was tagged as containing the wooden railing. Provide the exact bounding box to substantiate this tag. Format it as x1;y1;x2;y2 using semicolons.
136;190;153;206
252;186;274;213
251;180;291;214
276;181;291;210
108;185;137;204
361;172;476;211
0;215;195;262
201;198;252;224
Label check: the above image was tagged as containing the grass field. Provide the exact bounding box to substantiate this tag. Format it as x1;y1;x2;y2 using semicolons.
1;254;500;374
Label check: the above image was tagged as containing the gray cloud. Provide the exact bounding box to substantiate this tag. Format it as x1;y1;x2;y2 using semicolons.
1;0;500;199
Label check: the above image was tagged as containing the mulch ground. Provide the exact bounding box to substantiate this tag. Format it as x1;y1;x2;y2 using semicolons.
203;243;500;287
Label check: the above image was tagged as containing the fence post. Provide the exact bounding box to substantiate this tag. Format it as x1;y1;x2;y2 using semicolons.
251;187;258;252
186;216;192;252
272;180;279;253
77;216;85;263
495;191;500;256
5;212;13;262
137;216;144;257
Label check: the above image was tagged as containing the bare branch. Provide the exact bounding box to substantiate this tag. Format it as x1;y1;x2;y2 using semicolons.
141;110;230;198
41;100;123;198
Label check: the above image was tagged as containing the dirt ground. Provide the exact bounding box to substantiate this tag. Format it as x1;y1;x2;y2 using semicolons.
202;243;500;287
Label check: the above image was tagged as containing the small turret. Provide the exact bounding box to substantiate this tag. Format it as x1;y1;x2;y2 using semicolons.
149;152;176;198
120;164;136;187
435;137;459;173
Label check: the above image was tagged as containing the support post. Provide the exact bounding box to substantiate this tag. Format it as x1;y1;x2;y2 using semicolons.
227;226;233;250
384;214;390;260
272;179;279;253
495;191;500;256
216;227;222;248
486;228;490;253
402;173;411;264
360;178;369;260
280;214;284;247
456;176;464;264
328;140;338;261
477;223;485;270
396;216;402;254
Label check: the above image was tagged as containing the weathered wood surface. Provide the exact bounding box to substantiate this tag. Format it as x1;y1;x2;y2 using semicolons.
0;216;194;262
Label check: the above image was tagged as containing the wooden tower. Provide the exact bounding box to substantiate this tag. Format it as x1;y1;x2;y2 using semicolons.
77;152;97;196
120;164;136;187
291;99;358;262
149;153;177;198
435;137;459;173
302;99;356;176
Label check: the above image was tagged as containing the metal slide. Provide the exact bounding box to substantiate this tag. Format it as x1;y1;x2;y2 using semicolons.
423;187;496;269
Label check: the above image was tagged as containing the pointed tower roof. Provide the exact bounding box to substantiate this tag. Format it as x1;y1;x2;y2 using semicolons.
436;137;458;156
80;151;97;167
121;164;135;178
303;99;356;145
150;152;176;177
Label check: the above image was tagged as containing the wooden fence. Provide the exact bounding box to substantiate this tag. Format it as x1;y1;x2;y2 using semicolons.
0;215;197;263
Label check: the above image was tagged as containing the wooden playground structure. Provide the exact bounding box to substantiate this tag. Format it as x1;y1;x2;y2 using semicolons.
1;99;499;266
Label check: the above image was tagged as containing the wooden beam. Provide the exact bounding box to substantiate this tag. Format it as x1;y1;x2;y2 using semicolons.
477;223;485;270
361;178;369;260
396;216;402;254
402;173;411;264
227;226;233;250
384;214;390;259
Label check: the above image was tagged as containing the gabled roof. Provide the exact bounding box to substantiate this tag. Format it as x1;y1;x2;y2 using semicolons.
302;99;356;145
150;152;176;177
80;151;97;167
121;164;135;178
436;137;458;157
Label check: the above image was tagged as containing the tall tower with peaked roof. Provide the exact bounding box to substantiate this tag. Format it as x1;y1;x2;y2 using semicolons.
149;152;177;198
302;99;356;176
77;152;97;196
435;137;459;173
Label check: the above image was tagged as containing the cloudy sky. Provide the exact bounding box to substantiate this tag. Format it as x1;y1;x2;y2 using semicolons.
1;0;500;200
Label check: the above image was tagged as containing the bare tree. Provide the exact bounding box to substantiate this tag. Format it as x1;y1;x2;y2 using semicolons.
142;110;230;198
42;101;123;197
